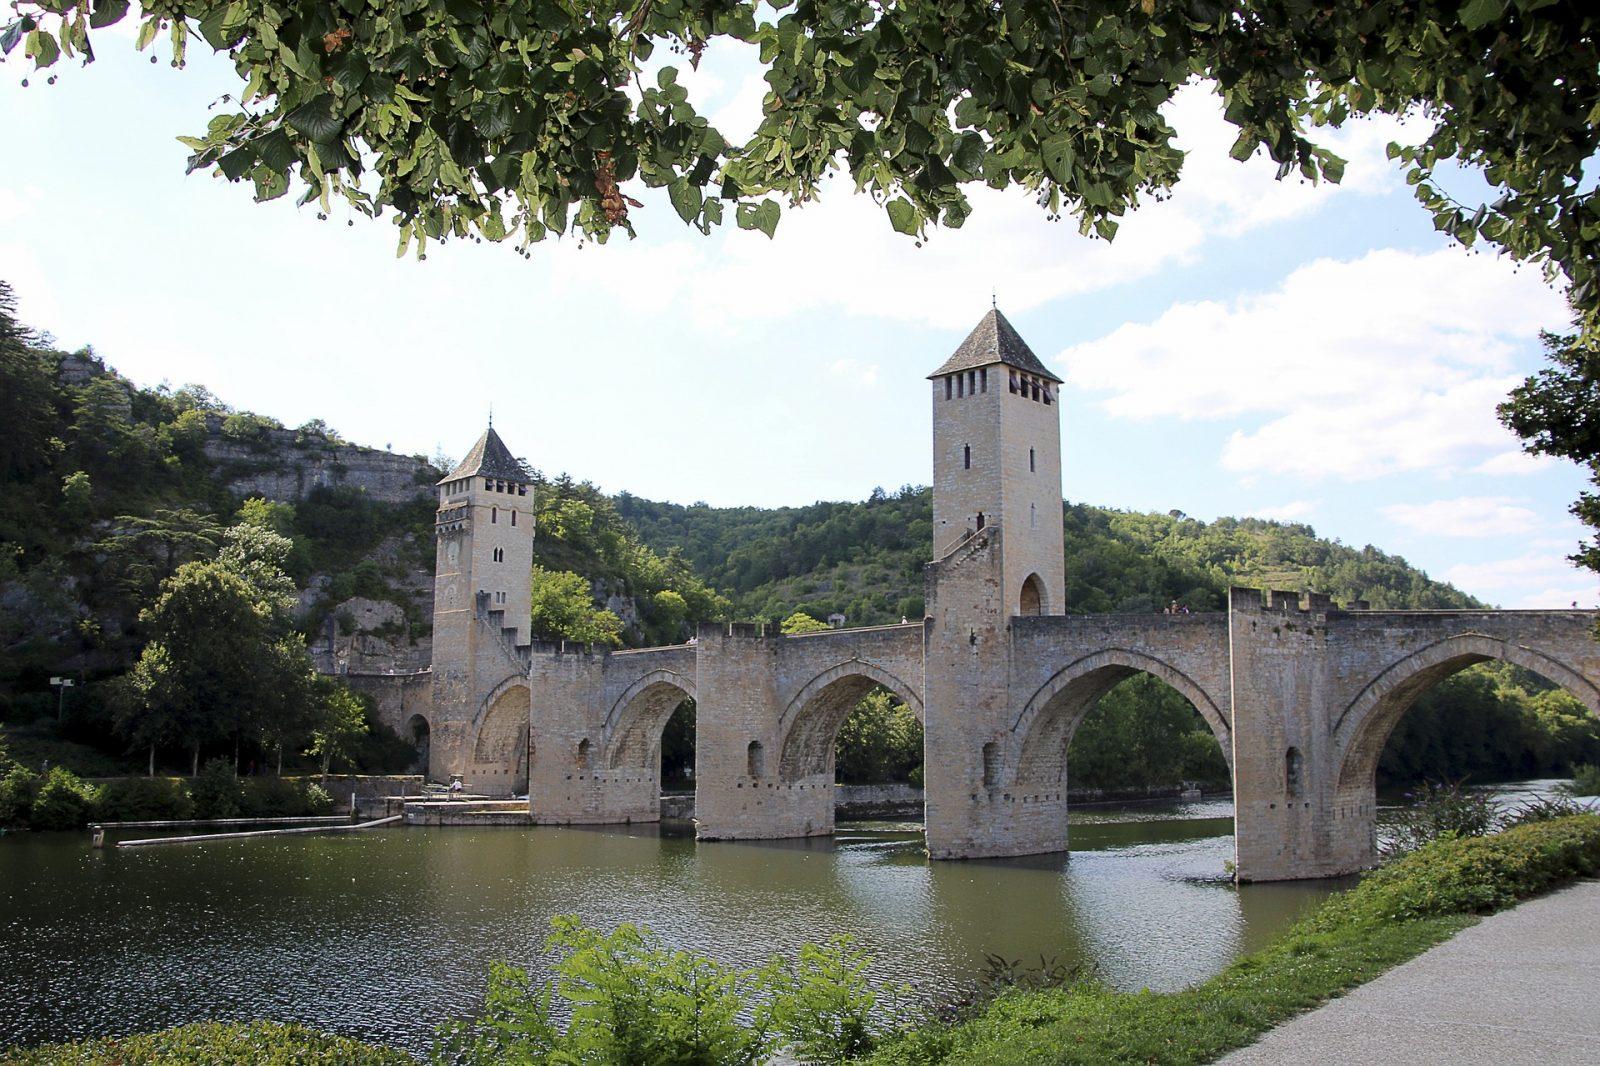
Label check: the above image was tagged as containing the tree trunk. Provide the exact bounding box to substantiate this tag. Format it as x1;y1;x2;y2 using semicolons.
192;743;199;777
276;743;283;776
148;744;155;778
234;735;240;775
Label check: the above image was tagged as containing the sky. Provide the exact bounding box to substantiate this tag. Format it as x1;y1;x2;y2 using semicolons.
1;28;1596;609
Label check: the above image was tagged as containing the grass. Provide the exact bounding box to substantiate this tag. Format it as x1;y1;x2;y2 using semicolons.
866;814;1600;1065
0;1021;409;1065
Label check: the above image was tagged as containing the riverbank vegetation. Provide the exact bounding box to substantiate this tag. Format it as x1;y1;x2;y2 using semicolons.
864;813;1600;1065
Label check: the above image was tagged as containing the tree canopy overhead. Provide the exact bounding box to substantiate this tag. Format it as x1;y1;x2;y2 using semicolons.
5;1;1599;326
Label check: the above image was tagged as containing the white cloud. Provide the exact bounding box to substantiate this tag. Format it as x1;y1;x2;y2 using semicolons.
549;83;1409;331
1253;500;1318;521
1444;550;1598;609
1382;496;1541;537
1056;248;1567;480
827;358;880;388
1473;449;1558;477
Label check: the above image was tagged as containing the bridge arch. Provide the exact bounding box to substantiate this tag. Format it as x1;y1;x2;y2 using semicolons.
468;677;531;794
1010;648;1231;788
776;660;923;783
603;670;697;771
1332;633;1600;794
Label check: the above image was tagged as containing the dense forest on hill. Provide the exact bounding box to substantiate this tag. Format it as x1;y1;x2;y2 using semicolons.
2;279;1595;795
615;489;1480;625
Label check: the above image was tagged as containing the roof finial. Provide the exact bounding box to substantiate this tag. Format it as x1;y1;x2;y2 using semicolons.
991;287;997;310
487;404;493;429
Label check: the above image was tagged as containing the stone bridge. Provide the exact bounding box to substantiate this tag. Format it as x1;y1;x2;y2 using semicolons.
522;622;924;839
418;572;1599;882
408;313;1600;882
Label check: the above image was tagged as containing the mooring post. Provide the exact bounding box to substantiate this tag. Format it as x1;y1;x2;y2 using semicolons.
349;792;358;819
91;825;105;848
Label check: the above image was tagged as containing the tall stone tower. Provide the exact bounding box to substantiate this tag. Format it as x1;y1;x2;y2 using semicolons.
428;425;536;781
928;307;1065;617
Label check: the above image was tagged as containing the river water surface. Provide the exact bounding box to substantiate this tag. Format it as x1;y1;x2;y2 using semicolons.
2;786;1560;1055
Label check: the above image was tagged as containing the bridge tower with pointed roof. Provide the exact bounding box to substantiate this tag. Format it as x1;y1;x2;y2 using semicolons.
928;307;1065;618
427;425;537;786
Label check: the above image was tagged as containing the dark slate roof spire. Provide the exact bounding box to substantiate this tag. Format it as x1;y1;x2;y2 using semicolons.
929;307;1062;384
439;425;531;484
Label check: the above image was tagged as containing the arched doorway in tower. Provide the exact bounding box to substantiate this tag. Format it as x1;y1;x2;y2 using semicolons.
1019;573;1046;616
407;714;431;779
604;675;696;821
1332;641;1600;865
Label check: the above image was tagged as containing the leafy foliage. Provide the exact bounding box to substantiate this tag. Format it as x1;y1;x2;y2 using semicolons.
1378;780;1500;860
188;757;244;819
1067;674;1229;791
10;0;1600;363
528;565;625;647
779;610;831;635
0;1020;412;1065
1568;764;1600;797
835;689;923;787
1500;329;1600;582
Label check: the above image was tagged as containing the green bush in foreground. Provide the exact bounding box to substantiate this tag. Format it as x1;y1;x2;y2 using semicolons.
867;814;1600;1065
436;916;894;1066
0;1020;409;1065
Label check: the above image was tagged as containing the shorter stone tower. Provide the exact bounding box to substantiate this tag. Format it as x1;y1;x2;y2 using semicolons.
928;307;1065;616
427;425;536;785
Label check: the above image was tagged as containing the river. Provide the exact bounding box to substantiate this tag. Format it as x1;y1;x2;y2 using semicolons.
0;782;1574;1056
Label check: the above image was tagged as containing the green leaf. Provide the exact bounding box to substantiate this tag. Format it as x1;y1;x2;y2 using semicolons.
89;0;130;30
1228;128;1258;162
472;97;514;140
753;198;780;238
27;28;60;68
886;197;917;235
1040;134;1075;185
1459;0;1505;30
252;127;297;171
657;65;678;89
134;16;158;50
668;178;702;223
286;96;343;144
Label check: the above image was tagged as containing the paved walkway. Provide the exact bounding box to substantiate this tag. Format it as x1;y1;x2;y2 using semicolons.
1221;879;1600;1065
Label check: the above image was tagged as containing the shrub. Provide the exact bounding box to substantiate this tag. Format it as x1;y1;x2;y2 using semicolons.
0;1020;409;1064
29;767;99;830
1314;814;1600;929
96;777;194;822
1566;763;1600;797
303;782;334;815
188;758;242;819
1379;780;1498;859
238;777;336;818
1501;792;1592;827
439;915;775;1065
0;764;40;827
767;936;894;1064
